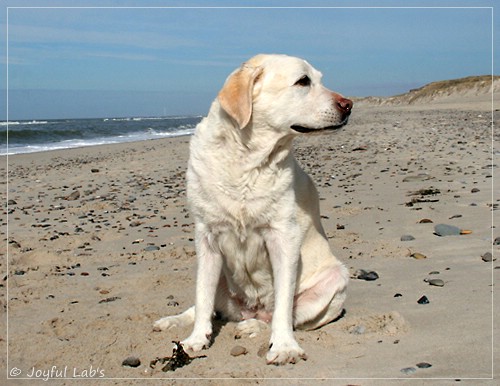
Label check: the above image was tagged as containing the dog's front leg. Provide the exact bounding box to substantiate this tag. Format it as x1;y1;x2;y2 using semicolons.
264;226;307;365
181;225;222;352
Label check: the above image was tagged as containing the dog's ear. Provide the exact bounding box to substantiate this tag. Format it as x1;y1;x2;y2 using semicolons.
218;64;263;129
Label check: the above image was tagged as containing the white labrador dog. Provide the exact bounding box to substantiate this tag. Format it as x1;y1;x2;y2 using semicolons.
154;54;352;365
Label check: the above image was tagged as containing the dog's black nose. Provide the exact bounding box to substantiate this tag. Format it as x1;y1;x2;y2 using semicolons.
336;97;353;115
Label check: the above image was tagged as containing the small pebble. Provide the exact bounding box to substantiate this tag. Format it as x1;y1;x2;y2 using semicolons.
412;252;427;260
428;279;444;287
416;362;432;369
494;237;500;246
122;356;141;368
417;295;429;304
403;174;430;182
419;218;433;223
401;367;417;375
481;252;493;262
434;224;461;236
65;190;80;201
144;245;160;252
401;235;415;241
354;269;379;281
230;345;248;357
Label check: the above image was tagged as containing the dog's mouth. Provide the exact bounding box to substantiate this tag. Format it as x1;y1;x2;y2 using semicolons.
291;117;350;134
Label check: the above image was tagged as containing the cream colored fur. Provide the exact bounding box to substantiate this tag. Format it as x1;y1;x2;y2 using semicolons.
154;54;351;365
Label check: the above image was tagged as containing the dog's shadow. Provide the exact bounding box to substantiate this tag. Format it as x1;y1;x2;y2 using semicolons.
210;312;229;344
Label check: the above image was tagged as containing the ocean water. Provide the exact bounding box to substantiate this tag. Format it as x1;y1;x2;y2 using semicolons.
0;115;203;156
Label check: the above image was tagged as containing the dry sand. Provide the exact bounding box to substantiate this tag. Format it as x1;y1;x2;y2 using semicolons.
2;95;499;385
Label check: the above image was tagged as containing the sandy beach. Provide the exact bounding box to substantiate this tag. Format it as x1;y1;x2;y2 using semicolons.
2;94;499;384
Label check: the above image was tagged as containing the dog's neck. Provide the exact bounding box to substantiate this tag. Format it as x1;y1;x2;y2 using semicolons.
195;102;297;172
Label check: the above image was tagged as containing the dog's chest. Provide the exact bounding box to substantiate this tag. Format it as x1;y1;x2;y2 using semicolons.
217;226;274;307
190;164;291;235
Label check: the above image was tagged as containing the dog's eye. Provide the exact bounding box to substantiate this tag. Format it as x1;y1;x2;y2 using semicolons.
294;75;311;87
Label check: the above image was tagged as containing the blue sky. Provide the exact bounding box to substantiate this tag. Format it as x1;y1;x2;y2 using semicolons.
1;0;497;120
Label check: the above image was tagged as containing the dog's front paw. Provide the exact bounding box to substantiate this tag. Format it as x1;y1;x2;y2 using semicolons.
181;332;211;352
266;340;308;365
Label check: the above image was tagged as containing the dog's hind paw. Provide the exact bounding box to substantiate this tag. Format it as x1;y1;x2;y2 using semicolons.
153;306;195;331
153;316;179;331
235;318;268;338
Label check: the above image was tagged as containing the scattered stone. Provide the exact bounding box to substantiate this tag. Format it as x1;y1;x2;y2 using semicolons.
401;235;415;241
91;168;100;173
417;295;429;304
416;362;432;369
411;252;427;260
419;218;433;223
493;237;500;246
471;188;480;193
353;269;379;281
394;293;403;298
449;214;462;219
401;367;417;375
230;345;248;357
65;190;80;201
167;300;179;307
409;187;440;196
481;252;493;262
428;279;444;287
122;356;141;368
145;245;160;252
434;224;461;236
402;174;431;182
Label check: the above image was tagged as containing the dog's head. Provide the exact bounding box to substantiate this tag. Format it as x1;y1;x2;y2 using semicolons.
218;54;352;133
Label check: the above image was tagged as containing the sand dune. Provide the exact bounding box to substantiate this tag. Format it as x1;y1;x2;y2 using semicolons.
354;75;499;110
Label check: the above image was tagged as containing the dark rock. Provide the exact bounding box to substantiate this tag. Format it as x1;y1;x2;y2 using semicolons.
354;269;379;281
401;235;415;241
122;356;141;368
417;295;429;304
434;224;461;236
481;252;493;262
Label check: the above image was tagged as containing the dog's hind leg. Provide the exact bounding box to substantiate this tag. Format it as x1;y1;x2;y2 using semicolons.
153;306;195;331
293;263;349;330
